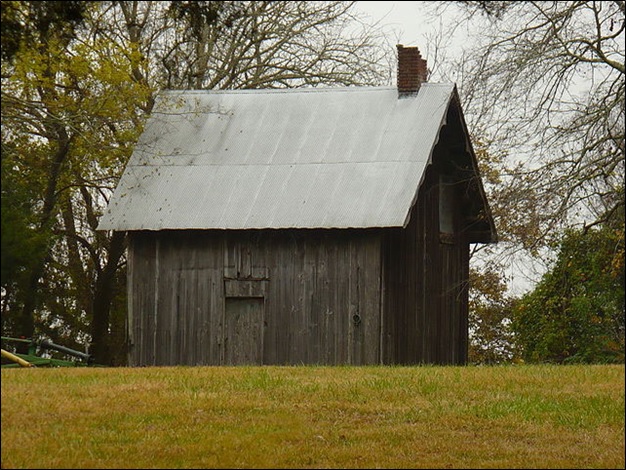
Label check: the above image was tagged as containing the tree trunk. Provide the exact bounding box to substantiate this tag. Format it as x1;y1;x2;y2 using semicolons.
90;231;127;365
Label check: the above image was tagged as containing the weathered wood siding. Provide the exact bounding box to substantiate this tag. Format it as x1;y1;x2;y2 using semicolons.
381;136;471;365
127;229;383;366
381;168;469;365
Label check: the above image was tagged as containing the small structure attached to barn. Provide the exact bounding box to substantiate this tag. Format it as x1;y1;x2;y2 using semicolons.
98;45;497;366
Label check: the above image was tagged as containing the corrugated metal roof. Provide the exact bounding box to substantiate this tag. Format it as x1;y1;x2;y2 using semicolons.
98;84;455;231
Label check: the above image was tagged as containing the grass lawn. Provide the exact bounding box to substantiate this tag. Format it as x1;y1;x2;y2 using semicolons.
1;364;624;468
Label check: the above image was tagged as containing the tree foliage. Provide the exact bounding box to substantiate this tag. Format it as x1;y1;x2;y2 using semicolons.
1;1;152;362
512;225;625;363
468;264;520;364
0;1;88;62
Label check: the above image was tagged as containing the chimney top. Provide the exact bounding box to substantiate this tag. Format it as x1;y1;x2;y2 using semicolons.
397;44;428;97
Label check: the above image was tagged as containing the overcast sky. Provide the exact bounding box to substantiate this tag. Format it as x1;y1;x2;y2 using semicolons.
354;1;434;46
354;1;477;83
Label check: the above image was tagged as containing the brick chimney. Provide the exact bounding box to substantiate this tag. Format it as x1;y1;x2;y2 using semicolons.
397;44;428;97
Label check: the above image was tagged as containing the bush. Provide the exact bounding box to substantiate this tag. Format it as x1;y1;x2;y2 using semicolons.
512;226;625;363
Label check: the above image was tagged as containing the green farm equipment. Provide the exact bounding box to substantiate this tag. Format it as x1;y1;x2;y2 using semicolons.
1;336;96;368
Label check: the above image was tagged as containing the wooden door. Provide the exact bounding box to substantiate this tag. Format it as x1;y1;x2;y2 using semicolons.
223;297;264;365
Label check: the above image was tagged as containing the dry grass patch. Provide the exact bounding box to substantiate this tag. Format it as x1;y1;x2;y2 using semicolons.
1;364;624;468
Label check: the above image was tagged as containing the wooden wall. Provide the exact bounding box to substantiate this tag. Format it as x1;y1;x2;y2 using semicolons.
381;168;469;365
127;229;383;366
127;178;471;366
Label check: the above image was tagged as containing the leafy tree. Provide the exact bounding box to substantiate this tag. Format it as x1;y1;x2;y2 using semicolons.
1;141;49;331
0;1;88;62
463;134;525;363
1;1;92;348
468;265;520;364
1;1;152;362
512;225;625;363
1;1;94;349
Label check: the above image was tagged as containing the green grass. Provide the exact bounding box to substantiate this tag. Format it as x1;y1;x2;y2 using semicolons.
1;364;624;469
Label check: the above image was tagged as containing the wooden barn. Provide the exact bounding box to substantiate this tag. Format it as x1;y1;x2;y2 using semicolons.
98;45;497;366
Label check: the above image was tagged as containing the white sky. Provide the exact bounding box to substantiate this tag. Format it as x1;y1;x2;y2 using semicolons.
353;1;476;83
354;1;431;46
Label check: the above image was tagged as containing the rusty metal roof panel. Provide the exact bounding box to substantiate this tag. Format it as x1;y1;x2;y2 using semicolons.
98;84;455;231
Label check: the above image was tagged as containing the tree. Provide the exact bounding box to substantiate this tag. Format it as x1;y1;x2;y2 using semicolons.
118;1;393;90
1;0;98;349
463;134;522;363
0;1;88;62
468;265;520;364
512;225;625;363
1;1;392;364
430;1;624;271
1;1;152;362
